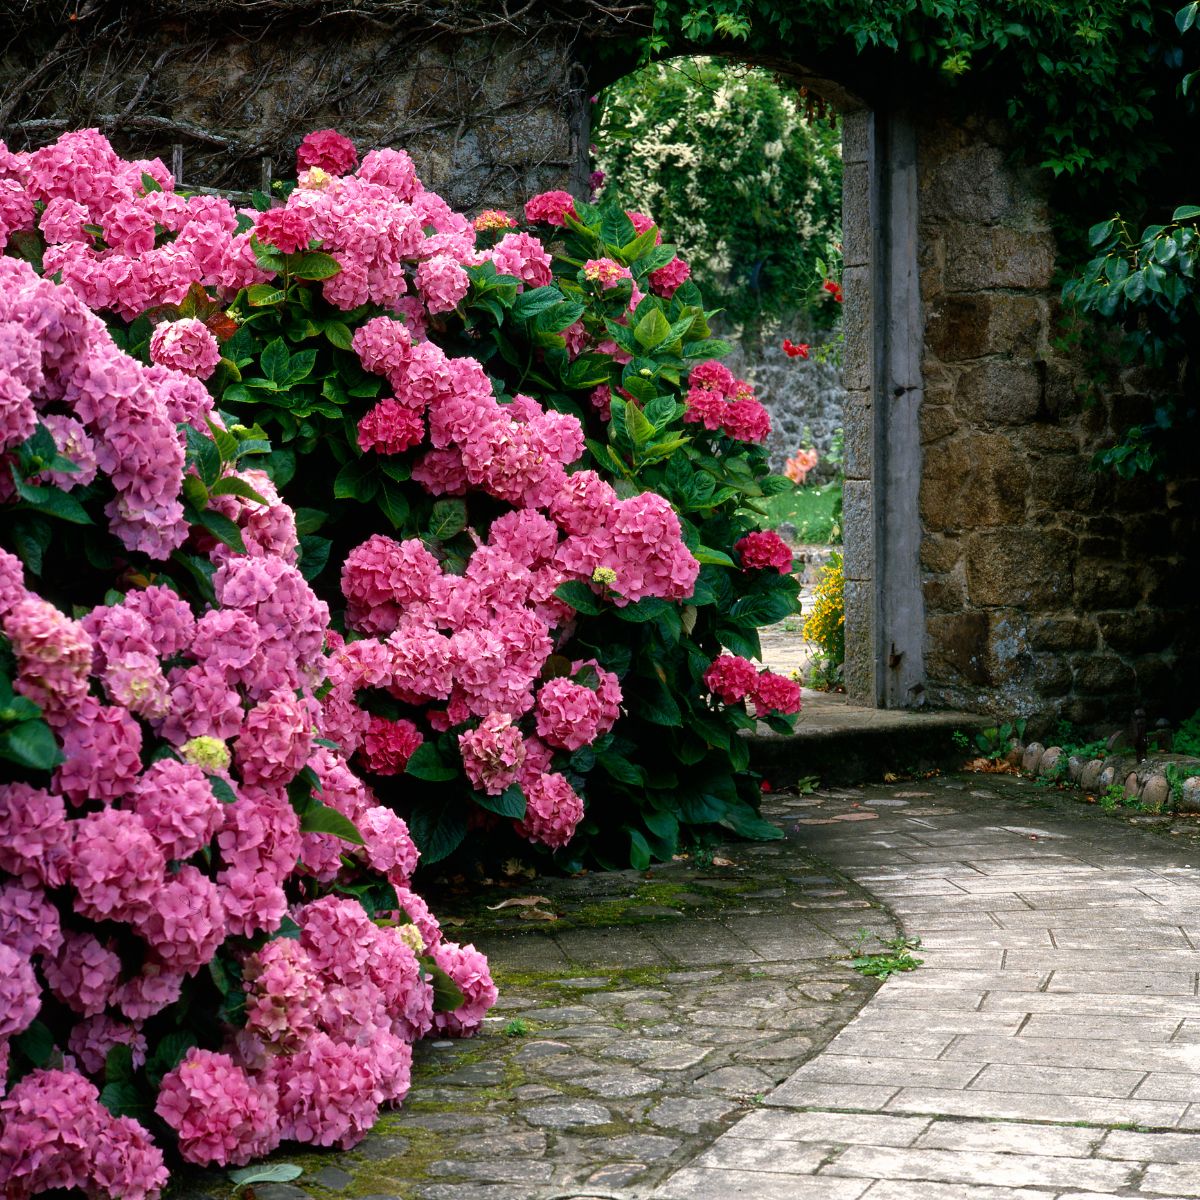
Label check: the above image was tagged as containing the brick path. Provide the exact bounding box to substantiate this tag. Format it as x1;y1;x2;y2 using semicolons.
655;774;1200;1199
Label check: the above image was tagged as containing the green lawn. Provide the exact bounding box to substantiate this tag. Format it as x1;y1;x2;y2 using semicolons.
762;481;842;544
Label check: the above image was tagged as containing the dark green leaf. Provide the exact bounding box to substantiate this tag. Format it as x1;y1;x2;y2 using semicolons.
473;782;526;820
0;719;64;771
333;456;379;502
554;580;605;615
195;508;247;554
210;477;269;505
408;801;468;863
299;801;365;845
287;251;342;280
423;958;467;1012
719;803;785;841
428;498;467;540
405;742;459;782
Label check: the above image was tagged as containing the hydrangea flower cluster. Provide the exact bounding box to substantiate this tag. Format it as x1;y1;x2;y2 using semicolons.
0;245;493;1193
703;654;803;717
682;358;772;443
735;529;794;574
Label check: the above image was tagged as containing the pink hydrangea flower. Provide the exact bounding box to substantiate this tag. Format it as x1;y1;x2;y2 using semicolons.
583;257;632;288
649;255;691;297
296;129;358;175
242;938;324;1051
70;807;165;923
357;398;424;454
254;207;311;255
524;190;577;226
704;654;760;704
67;1014;148;1077
55;699;143;804
0;942;40;1039
723;395;771;442
534;677;605;751
415;254;470;314
91;1112;169;1200
0;783;71;887
429;940;497;1037
156;1049;280;1166
271;1032;378;1149
517;771;584;850
752;670;803;716
458;712;525;794
41;931;121;1016
0;879;63;958
361;716;423;775
134;864;225;972
148;318;221;379
114;962;186;1022
357;805;419;883
735;529;794;574
0;1068;104;1196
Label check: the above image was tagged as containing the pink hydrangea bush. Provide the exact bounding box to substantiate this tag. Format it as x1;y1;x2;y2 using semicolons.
0;251;493;1194
1;125;799;879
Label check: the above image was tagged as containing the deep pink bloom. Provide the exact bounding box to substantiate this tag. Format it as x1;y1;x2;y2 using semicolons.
296;129;359;175
703;655;760;705
524;190;577;226
735;530;794;574
752;670;803;716
255;207;312;255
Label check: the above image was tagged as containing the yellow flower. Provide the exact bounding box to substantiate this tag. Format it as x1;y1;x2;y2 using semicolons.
592;566;618;586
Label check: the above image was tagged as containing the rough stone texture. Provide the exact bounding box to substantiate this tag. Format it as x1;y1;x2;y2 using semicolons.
912;113;1199;731
0;8;589;210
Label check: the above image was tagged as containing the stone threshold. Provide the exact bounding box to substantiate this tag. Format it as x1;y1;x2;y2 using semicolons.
746;689;990;789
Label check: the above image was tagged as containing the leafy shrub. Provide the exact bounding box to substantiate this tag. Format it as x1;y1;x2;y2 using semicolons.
593;57;842;329
802;550;844;688
0;234;493;1193
2;129;803;882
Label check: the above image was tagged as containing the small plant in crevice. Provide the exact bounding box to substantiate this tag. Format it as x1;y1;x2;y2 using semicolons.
975;719;1026;762
502;1018;530;1037
847;931;924;980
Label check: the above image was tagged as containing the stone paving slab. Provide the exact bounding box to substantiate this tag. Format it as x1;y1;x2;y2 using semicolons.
651;774;1200;1200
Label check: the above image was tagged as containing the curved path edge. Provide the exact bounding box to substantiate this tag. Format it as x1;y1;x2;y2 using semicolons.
653;774;1200;1200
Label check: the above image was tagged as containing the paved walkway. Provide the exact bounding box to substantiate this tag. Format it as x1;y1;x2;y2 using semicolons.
655;773;1200;1199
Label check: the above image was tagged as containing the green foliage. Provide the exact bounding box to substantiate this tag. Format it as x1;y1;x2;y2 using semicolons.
594;57;843;328
974;719;1025;762
1063;205;1200;476
847;931;923;980
760;481;841;545
638;2;1196;202
1175;708;1200;758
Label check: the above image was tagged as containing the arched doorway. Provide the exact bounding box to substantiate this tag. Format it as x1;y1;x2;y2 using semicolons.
585;54;928;710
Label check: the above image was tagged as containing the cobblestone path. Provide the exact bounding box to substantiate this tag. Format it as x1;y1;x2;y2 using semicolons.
656;773;1200;1199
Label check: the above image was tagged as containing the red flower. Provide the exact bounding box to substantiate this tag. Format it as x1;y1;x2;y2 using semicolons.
782;339;810;358
823;280;843;303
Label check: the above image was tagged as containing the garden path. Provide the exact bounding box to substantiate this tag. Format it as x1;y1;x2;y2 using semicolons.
654;773;1200;1200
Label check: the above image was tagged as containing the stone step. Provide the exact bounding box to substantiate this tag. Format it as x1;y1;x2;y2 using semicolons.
746;689;990;788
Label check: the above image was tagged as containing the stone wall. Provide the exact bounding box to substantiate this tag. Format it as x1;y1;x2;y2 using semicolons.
914;115;1200;732
0;6;589;211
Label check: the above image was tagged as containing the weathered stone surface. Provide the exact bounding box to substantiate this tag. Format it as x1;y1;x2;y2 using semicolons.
920;433;1029;529
953;361;1042;425
1021;743;1045;774
944;225;1057;291
1141;775;1171;811
964;530;1073;608
925;293;1042;362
